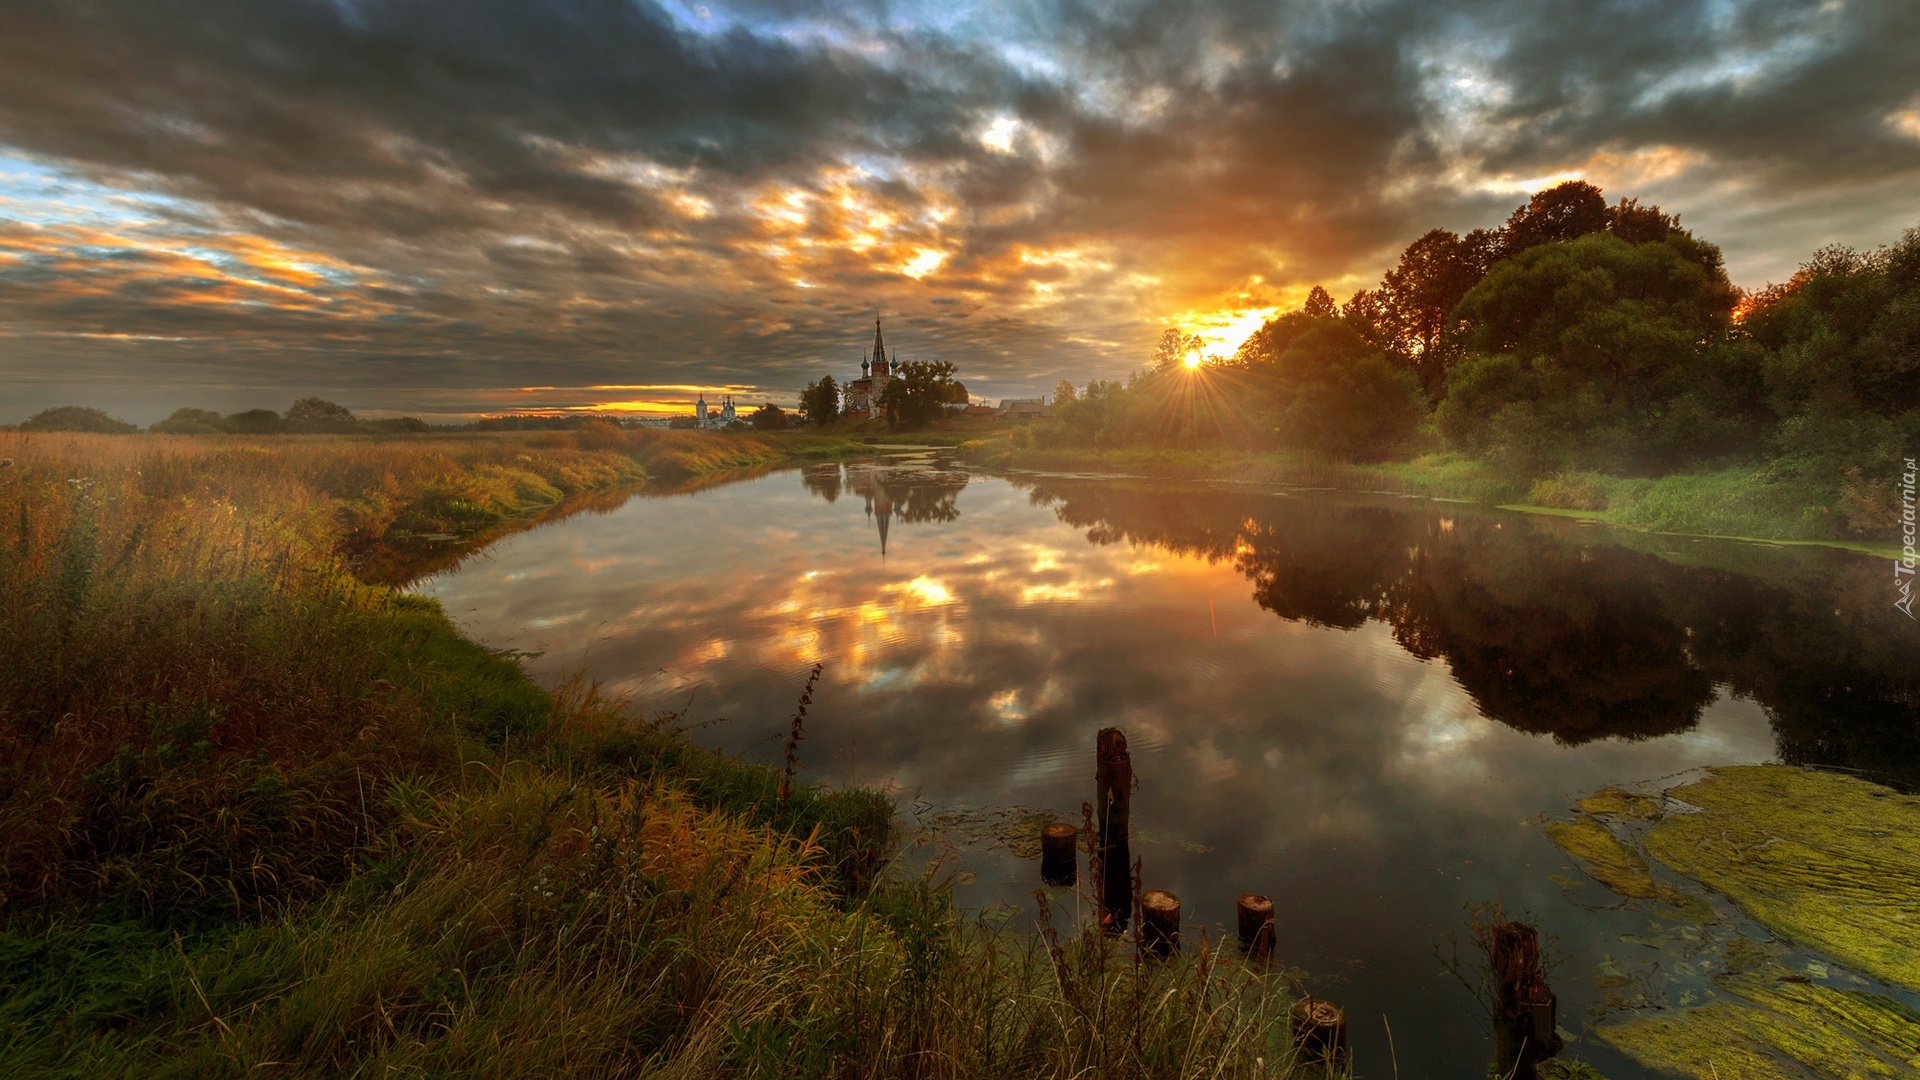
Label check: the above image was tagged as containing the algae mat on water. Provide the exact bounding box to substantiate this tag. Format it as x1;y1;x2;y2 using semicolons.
1544;767;1920;1079
1644;767;1920;992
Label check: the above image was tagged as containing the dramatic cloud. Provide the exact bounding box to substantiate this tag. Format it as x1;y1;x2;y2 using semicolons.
1;0;1916;420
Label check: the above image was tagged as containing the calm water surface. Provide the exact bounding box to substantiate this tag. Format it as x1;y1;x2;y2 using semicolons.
411;455;1920;1077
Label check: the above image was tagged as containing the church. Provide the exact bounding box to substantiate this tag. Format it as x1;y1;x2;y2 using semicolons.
692;392;737;427
841;318;893;421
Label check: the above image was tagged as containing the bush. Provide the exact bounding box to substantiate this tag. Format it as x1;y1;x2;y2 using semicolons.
18;406;137;434
149;408;229;435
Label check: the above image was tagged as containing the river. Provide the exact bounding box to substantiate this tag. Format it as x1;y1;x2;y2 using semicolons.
409;451;1920;1077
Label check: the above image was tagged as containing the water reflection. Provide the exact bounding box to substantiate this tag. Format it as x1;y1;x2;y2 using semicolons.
1017;476;1920;779
411;461;1919;1076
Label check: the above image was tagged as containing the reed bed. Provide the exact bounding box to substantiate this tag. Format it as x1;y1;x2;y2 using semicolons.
0;431;1332;1078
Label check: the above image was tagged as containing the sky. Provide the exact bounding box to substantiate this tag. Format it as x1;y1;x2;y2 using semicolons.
1;0;1917;422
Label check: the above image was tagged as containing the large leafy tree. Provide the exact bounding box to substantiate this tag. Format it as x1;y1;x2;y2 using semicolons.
877;359;960;429
1740;226;1920;483
1437;231;1752;474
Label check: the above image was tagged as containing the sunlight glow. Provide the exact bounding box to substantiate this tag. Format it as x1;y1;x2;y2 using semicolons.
1183;353;1203;369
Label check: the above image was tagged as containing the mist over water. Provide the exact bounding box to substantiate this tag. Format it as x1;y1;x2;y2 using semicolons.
412;456;1919;1076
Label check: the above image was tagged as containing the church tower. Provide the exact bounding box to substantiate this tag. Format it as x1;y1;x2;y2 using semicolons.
870;318;890;379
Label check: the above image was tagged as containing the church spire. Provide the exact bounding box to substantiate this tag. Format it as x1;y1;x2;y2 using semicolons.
870;316;889;378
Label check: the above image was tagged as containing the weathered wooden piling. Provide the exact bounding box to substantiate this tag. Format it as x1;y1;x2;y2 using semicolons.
1489;920;1562;1075
1139;889;1180;957
1290;997;1349;1068
1095;728;1133;929
1236;893;1274;958
1095;727;1131;849
1040;822;1077;886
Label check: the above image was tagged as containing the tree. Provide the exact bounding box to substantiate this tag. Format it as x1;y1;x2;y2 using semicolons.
945;380;970;404
149;407;228;434
1438;230;1746;474
286;397;354;423
1608;197;1682;245
225;409;285;434
1053;380;1076;405
1151;327;1207;371
1302;286;1337;318
1266;322;1426;461
877;359;960;429
285;397;357;431
799;375;840;426
19;406;136;434
1500;180;1611;256
750;403;789;430
1380;228;1484;397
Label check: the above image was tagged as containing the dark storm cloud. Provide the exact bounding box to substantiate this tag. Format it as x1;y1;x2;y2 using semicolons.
0;0;1914;420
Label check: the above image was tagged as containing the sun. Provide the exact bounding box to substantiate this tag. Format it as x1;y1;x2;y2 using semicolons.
1183;353;1203;369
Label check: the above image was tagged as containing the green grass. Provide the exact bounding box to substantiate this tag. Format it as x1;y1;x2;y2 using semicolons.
963;439;1895;554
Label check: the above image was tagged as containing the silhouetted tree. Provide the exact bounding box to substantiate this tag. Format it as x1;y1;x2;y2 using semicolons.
1501;180;1611;255
1302;286;1337;318
1151;327;1207;371
19;406;136;434
149;408;227;434
1608;197;1683;244
1381;229;1484;397
1054;379;1077;405
800;375;840;426
750;403;789;430
877;359;960;429
286;397;357;432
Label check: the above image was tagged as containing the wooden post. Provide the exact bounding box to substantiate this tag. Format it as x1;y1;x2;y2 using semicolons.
1290;997;1349;1069
1237;893;1274;959
1095;727;1131;850
1489;920;1562;1075
1095;728;1133;930
1140;889;1180;957
1040;822;1077;886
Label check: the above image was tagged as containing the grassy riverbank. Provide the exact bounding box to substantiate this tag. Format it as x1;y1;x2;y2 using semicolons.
0;431;1327;1078
960;439;1902;556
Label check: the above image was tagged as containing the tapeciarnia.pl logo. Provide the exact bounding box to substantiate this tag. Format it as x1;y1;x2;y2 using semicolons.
1898;456;1917;619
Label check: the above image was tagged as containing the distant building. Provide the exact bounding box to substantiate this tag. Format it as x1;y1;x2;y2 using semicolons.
693;392;738;428
842;318;894;421
997;397;1052;420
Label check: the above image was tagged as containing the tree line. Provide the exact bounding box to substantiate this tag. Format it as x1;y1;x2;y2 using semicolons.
11;399;432;435
1036;180;1918;536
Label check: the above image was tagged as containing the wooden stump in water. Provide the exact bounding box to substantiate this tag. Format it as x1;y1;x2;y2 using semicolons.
1488;920;1562;1074
1094;728;1133;928
1236;892;1274;958
1290;997;1349;1069
1040;822;1077;886
1140;889;1180;957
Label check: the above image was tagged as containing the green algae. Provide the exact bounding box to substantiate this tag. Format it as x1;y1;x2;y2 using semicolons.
1542;815;1715;922
1642;766;1920;992
1601;973;1920;1079
1575;786;1667;822
1563;766;1920;1077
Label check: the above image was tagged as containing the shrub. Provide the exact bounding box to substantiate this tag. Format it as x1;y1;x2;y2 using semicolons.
18;406;137;434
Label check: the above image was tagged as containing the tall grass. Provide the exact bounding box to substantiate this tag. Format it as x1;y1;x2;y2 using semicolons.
0;431;1334;1078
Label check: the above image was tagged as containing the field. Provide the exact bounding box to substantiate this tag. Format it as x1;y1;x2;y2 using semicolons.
0;430;1329;1078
